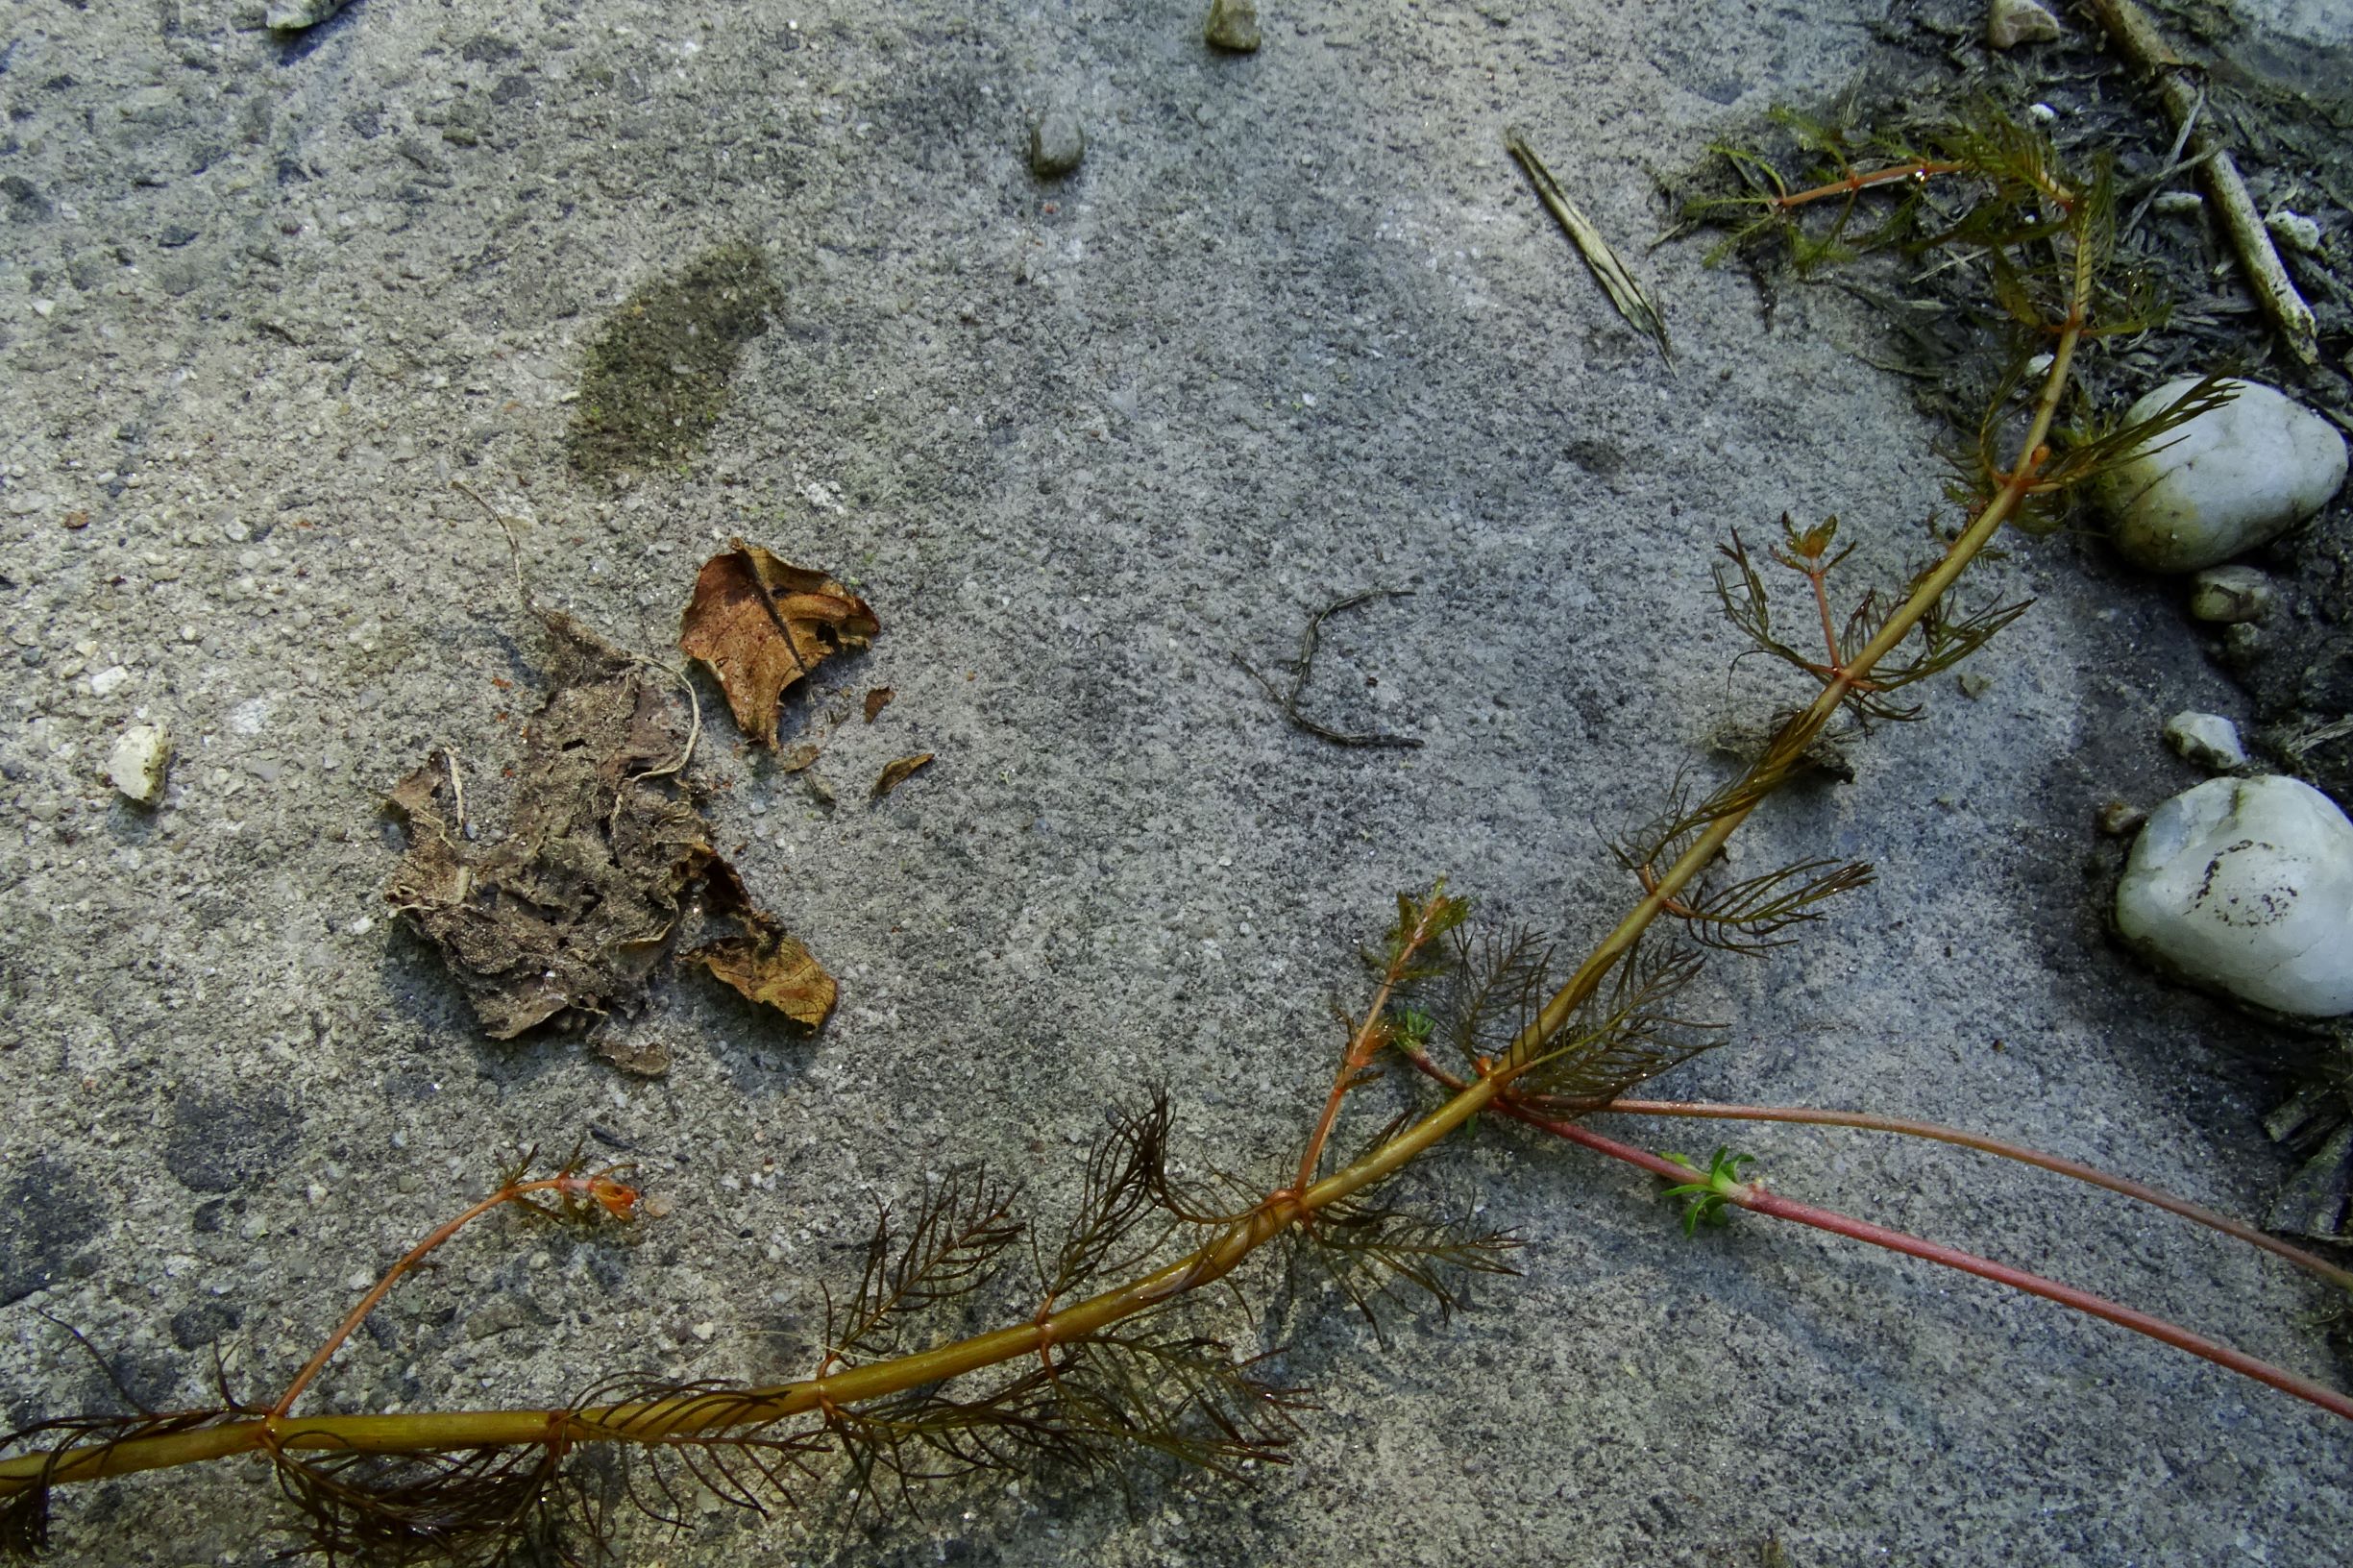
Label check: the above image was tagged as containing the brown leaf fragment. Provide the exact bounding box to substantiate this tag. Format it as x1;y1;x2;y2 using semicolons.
685;931;838;1028
678;538;879;747
863;686;895;723
871;752;934;800
777;741;821;773
682;858;839;1029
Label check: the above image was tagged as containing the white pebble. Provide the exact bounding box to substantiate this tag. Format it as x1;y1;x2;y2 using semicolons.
2162;711;2246;772
2101;378;2348;573
107;723;172;805
87;665;131;698
2116;775;2353;1017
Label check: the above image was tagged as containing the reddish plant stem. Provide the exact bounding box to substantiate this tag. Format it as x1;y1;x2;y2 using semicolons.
1772;160;1968;208
1294;894;1454;1194
1406;1052;2353;1423
1598;1099;2353;1293
268;1169;638;1424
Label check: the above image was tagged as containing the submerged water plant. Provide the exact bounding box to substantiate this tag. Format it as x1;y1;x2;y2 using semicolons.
5;104;2347;1565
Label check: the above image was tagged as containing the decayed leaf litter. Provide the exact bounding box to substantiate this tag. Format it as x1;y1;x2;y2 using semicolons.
384;542;875;1068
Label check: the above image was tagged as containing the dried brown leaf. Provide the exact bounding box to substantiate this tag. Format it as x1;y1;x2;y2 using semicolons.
678;538;879;747
863;687;895;723
871;752;934;800
384;612;711;1041
684;931;837;1028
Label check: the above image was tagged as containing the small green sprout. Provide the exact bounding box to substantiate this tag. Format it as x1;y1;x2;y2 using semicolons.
1660;1146;1757;1236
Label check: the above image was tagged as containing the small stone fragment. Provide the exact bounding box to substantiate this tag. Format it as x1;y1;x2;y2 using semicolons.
1029;111;1085;178
2163;711;2247;772
265;0;348;29
2187;565;2274;625
2116;775;2353;1017
2096;799;2147;838
2100;378;2348;574
1205;0;1262;52
2266;209;2322;255
1987;0;2063;48
108;723;172;805
87;665;131;698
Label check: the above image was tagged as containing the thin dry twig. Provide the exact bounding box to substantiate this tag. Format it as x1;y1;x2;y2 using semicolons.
1235;590;1424;750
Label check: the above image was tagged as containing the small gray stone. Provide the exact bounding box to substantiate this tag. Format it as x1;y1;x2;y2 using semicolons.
2187;565;2273;625
265;0;349;30
2266;209;2322;255
1029;111;1085;179
1205;0;1262;52
1986;0;2063;48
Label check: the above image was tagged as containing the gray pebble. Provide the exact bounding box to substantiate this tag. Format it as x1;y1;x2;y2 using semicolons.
2187;565;2273;625
1029;111;1085;179
265;0;349;30
1205;0;1262;52
2163;710;2247;772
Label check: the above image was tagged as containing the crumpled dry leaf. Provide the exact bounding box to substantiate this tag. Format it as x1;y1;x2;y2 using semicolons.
678;539;879;747
384;610;836;1055
871;752;934;800
681;861;838;1029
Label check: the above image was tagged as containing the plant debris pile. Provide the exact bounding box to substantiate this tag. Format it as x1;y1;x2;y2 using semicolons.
385;608;835;1060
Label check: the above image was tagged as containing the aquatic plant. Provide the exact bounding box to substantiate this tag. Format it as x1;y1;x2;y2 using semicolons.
6;105;2346;1567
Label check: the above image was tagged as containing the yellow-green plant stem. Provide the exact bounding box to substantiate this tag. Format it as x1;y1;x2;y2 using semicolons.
0;204;2098;1514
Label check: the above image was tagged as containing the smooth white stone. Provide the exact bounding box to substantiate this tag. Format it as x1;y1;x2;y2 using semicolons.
2116;775;2353;1017
2102;378;2348;573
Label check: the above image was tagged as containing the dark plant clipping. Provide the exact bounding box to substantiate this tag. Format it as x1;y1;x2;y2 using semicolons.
567;240;783;478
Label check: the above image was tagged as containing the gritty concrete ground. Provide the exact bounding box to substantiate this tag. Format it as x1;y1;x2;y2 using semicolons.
3;0;2350;1563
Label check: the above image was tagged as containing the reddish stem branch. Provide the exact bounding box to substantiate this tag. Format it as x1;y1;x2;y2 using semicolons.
1295;893;1454;1193
268;1168;638;1424
1406;1053;2353;1423
1772;160;1967;208
1599;1099;2353;1293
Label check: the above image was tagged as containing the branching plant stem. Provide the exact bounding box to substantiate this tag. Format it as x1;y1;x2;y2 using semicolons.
1771;159;1967;208
1402;1055;2353;1424
267;1166;642;1426
1604;1100;2353;1293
